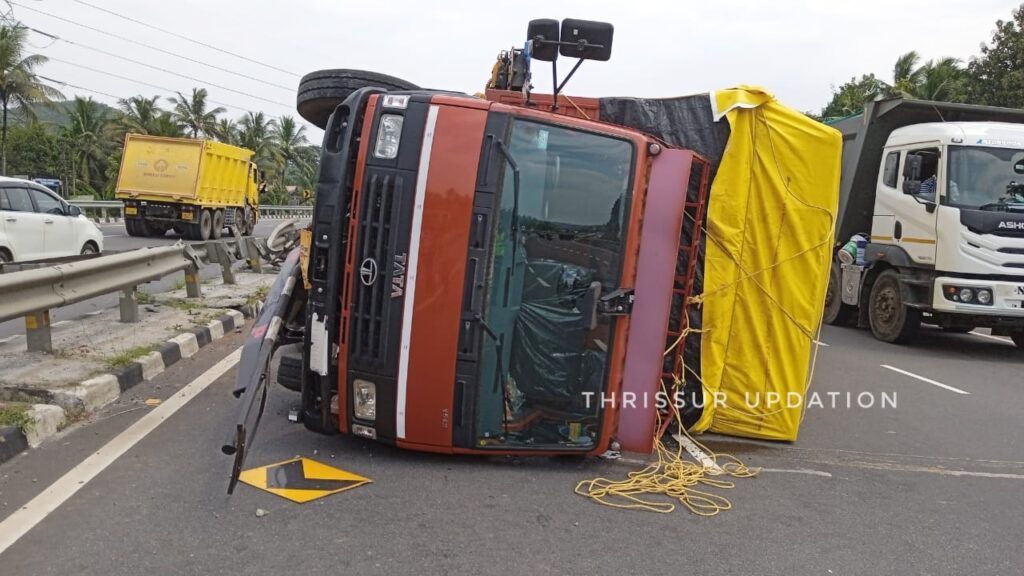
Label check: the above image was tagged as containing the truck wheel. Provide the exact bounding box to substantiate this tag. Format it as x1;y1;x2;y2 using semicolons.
868;269;921;343
199;209;213;241
211;210;224;240
243;209;256;236
297;69;419;129
125;219;138;237
230;208;244;236
275;344;303;392
823;262;855;325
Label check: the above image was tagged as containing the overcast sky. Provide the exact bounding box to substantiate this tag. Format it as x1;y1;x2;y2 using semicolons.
6;0;1019;137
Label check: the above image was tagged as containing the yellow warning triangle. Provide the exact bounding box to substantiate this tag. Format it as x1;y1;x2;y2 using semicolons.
238;457;371;503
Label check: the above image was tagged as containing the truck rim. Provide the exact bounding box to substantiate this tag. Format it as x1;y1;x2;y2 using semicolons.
874;283;899;327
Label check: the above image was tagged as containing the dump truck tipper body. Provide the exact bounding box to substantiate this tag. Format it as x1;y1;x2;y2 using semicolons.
115;134;261;240
826;98;1024;346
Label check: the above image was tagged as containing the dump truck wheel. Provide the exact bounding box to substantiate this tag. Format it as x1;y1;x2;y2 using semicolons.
823;262;855;326
125;219;138;237
199;209;213;241
211;210;224;240
868;269;921;344
275;344;303;392
297;69;419;129
230;208;245;236
243;209;256;236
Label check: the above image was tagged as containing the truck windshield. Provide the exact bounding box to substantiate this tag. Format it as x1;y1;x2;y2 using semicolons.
476;119;634;449
947;146;1024;209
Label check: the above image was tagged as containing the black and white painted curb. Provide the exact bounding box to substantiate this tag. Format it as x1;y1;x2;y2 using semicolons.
0;302;263;465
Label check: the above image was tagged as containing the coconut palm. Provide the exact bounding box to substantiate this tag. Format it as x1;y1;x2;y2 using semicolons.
117;95;163;135
890;51;925;98
271;115;309;182
237;111;275;164
151;111;184;138
169;87;225;138
214;118;238;145
0;25;63;174
917;57;966;102
61;97;112;196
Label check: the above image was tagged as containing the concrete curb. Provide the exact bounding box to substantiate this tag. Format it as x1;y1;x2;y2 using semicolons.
0;302;263;464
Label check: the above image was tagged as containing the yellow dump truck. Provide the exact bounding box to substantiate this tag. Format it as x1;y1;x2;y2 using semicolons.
114;134;263;240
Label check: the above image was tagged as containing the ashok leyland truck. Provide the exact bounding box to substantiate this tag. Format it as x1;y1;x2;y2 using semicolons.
825;98;1024;347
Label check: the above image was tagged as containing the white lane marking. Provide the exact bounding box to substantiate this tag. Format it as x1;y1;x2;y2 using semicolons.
51;320;71;328
85;311;103;317
761;467;833;478
0;347;242;556
396;104;439;440
673;433;724;474
0;335;21;344
969;331;1013;344
813;340;830;347
880;364;970;395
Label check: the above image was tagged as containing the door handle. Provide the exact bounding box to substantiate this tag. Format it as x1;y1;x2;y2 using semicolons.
44;219;54;224
4;217;15;222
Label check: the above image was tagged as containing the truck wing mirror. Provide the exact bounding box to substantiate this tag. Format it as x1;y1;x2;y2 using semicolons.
527;19;560;62
559;19;614;61
579;281;602;331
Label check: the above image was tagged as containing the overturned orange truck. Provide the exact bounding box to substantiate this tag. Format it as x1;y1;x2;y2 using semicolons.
223;19;841;487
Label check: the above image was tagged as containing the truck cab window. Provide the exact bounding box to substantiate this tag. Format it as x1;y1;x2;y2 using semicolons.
907;148;940;201
882;151;900;188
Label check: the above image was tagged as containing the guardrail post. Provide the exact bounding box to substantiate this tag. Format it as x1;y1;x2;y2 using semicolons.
214;243;236;285
101;207;109;223
184;264;202;298
25;310;52;353
245;237;263;273
119;286;140;323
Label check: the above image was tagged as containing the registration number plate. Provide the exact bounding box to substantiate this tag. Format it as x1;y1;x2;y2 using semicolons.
1009;300;1022;309
181;212;193;220
124;207;137;215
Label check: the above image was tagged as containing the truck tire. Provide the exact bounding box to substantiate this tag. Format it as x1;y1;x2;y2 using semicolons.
297;69;419;129
868;269;921;344
211;210;224;239
275;344;303;392
823;262;855;326
199;209;213;241
243;209;256;236
230;208;245;236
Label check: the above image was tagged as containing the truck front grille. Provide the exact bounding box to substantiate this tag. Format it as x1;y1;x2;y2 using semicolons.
349;171;406;371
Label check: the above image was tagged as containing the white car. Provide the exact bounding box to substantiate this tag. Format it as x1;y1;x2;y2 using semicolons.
0;176;104;263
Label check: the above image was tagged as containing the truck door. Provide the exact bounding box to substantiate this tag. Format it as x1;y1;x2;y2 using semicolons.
877;146;939;264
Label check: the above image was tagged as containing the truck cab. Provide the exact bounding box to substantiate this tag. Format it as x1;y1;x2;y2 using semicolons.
827;100;1024;346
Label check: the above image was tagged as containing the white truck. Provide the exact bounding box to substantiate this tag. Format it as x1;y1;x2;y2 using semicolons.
824;98;1024;348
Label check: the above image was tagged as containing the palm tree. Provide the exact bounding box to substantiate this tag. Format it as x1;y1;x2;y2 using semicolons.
214;118;238;145
151;111;184;137
238;111;275;163
0;25;62;174
917;57;965;102
117;95;162;135
169;87;225;138
271;115;309;184
61;97;111;196
890;51;925;98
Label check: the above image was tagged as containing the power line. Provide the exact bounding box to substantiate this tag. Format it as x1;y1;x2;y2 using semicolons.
44;57;261;117
24;27;293;110
38;74;121;102
72;0;300;78
10;1;296;93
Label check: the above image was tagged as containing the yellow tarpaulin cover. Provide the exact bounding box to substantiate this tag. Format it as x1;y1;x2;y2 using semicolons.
691;86;841;441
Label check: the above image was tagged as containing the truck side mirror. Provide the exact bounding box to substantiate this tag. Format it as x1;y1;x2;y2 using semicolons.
902;154;922;195
527;19;560;62
559;19;614;61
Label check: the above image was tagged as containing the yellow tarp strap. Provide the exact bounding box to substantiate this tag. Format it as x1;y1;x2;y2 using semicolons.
691;86;841;441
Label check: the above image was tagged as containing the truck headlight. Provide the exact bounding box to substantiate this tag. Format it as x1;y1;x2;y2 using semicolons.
959;288;974;303
353;379;376;421
977;289;992;305
373;114;404;159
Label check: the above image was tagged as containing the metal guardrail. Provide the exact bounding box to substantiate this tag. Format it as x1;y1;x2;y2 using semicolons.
0;236;274;352
70;200;312;223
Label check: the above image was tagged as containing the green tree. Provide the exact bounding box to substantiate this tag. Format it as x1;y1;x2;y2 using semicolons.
214;118;238;145
0;25;62;175
4;122;62;178
917;57;967;101
237;111;275;165
117;95;163;135
271;115;309;185
889;51;925;98
967;4;1024;107
820;74;887;120
151;111;184;137
169;87;225;138
61;97;112;197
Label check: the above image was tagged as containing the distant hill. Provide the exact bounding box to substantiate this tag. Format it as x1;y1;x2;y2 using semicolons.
9;99;117;129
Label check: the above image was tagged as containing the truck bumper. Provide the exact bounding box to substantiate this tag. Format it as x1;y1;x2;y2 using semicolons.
930;276;1024;321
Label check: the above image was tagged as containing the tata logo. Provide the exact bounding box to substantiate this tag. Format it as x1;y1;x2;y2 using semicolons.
359;258;378;286
391;253;408;298
998;221;1024;230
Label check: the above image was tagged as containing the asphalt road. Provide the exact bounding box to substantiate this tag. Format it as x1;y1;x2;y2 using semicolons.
0;219;304;341
0;321;1021;575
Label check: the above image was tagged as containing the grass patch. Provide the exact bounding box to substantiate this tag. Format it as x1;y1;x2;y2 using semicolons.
0;403;34;434
246;283;271;308
106;345;157;369
170;279;185;291
136;289;152;305
168;299;204;311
